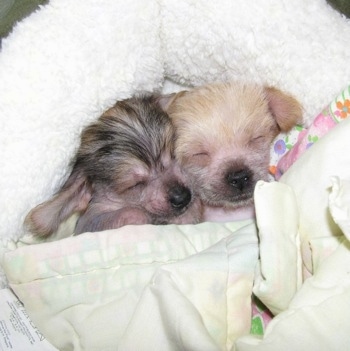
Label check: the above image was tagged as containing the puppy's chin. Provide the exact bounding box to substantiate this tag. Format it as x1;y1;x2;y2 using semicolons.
203;203;255;222
150;197;203;225
204;196;254;209
195;180;256;222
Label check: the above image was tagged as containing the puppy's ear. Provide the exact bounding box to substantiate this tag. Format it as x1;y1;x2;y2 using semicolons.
265;87;303;132
25;170;92;237
155;91;187;111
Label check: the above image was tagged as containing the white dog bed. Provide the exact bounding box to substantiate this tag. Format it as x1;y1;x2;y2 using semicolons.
1;0;350;350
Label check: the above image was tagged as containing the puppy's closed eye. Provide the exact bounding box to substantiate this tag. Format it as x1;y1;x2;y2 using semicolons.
249;135;266;146
191;152;210;166
193;152;209;157
126;180;147;191
117;171;149;194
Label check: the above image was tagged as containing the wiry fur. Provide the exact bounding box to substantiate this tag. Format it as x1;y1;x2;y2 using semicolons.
168;81;303;222
26;96;202;236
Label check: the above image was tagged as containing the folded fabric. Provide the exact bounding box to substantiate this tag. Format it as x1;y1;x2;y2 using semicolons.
1;221;258;351
235;109;350;350
329;177;350;239
253;181;301;316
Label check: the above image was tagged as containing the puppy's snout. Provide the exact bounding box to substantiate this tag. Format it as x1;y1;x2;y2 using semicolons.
226;169;252;191
169;185;192;210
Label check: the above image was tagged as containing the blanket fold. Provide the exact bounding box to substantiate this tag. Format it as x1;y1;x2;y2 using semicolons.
2;221;258;351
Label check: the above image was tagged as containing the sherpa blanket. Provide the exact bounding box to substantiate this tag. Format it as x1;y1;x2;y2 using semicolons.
1;0;350;350
1;0;350;244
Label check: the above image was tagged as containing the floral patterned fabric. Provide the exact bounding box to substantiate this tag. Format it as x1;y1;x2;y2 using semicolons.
250;296;274;335
270;85;350;179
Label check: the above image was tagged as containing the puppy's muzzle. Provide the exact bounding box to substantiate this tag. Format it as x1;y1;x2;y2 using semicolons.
226;169;252;191
168;185;192;211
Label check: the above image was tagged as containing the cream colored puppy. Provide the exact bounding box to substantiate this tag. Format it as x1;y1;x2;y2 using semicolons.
167;81;302;222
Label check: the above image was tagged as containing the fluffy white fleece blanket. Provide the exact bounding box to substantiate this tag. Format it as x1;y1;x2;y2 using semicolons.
1;0;350;244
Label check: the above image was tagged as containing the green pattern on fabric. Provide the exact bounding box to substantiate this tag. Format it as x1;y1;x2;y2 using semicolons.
250;316;264;335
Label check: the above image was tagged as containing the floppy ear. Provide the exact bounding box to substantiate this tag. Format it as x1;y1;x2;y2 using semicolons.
155;91;187;111
265;87;303;132
25;170;92;237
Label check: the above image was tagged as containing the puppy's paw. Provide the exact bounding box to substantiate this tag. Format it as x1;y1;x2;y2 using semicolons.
75;207;152;234
115;208;152;227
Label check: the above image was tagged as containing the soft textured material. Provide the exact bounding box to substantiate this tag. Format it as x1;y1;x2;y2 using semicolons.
2;221;259;351
1;0;350;245
0;0;47;41
234;119;350;350
0;0;164;245
1;1;350;350
279;118;350;279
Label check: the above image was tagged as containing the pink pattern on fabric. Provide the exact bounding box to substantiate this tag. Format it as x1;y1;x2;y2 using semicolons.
275;112;337;179
269;85;350;180
250;296;273;335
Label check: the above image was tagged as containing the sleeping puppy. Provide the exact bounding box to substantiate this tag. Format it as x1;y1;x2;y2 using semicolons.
25;95;202;236
167;81;303;222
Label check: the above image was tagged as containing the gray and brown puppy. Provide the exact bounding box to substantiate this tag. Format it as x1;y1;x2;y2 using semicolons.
167;81;303;222
26;95;202;236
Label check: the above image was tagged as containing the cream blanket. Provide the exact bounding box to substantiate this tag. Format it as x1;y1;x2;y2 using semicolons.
2;221;258;351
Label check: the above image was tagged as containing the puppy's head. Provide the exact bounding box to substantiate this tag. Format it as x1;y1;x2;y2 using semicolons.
26;95;202;237
168;81;302;209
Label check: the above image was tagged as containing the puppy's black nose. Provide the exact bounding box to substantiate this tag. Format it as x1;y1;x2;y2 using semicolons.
169;185;192;210
227;169;251;191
